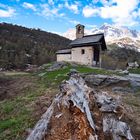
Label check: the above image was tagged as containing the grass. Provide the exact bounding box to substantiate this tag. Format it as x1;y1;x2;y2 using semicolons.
128;68;140;74
38;64;119;88
123;91;140;137
0;73;56;140
38;63;119;87
124;97;140;107
76;65;116;75
123;90;140;106
0;97;34;140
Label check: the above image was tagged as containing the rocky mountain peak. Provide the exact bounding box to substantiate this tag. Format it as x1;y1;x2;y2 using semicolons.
63;23;140;51
92;23;139;40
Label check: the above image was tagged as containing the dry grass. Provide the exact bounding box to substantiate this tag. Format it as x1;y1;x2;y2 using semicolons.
122;92;140;139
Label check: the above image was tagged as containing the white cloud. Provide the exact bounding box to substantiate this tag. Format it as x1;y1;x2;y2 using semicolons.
65;2;79;14
138;9;140;17
83;0;140;26
23;2;36;11
69;20;79;25
0;4;16;18
83;6;99;17
100;0;138;18
40;4;65;18
63;28;76;40
92;0;99;4
48;0;54;5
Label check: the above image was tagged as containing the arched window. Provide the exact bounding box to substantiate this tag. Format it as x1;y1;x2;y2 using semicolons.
78;26;82;33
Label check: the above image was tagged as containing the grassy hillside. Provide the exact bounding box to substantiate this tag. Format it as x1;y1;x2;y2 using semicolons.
0;23;71;69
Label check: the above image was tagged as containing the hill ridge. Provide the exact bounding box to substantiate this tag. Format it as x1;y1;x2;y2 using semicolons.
0;23;71;69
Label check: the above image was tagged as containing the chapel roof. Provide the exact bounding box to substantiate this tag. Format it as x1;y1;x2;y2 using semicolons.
69;33;107;50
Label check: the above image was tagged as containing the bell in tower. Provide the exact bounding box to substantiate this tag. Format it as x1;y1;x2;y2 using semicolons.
76;24;85;39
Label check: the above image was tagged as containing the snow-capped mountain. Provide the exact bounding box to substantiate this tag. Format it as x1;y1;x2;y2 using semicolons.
92;23;140;41
63;23;140;51
92;23;140;51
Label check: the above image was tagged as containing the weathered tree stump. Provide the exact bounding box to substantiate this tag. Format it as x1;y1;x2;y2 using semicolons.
27;72;134;140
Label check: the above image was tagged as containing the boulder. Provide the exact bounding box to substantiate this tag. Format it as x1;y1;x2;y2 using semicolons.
127;61;139;69
112;87;134;94
127;74;140;90
119;70;129;75
84;74;130;87
47;62;67;71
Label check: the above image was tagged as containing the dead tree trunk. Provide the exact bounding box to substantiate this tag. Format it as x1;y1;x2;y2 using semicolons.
27;72;134;140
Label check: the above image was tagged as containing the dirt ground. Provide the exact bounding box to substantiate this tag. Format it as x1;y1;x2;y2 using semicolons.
0;72;57;140
0;75;34;101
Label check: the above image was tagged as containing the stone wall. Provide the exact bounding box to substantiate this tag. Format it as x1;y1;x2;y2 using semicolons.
56;54;71;62
71;46;94;65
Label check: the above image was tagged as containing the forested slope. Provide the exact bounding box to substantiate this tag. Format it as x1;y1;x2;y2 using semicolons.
0;23;71;69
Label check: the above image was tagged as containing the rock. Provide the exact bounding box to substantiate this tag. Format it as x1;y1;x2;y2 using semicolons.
127;74;140;90
27;73;134;140
84;73;140;92
127;61;139;69
68;68;78;76
134;61;139;68
119;70;129;75
112;87;134;94
25;64;38;72
47;62;67;71
0;68;3;71
84;74;129;87
69;62;78;67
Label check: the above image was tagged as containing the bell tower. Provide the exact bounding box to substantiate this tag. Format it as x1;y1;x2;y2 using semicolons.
76;24;85;39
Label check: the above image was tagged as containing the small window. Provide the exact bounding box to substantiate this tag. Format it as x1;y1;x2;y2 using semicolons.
81;49;85;54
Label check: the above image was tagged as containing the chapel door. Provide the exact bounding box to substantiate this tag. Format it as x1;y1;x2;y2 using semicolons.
93;46;99;66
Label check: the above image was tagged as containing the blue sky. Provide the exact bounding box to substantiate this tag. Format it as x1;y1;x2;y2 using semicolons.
0;0;140;34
